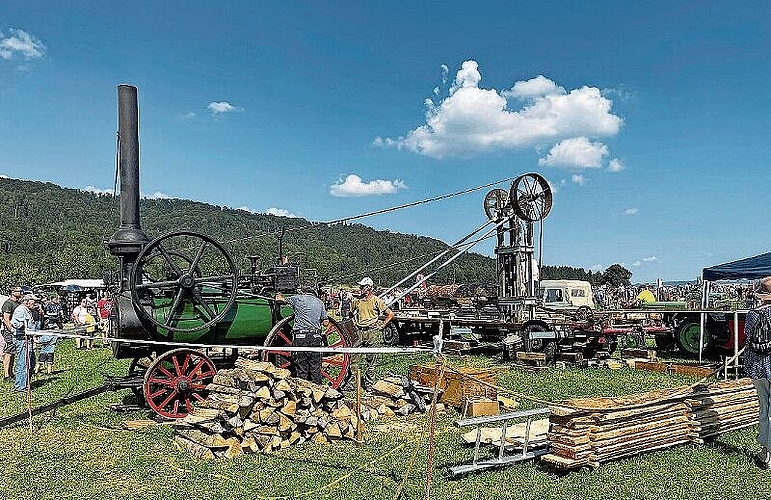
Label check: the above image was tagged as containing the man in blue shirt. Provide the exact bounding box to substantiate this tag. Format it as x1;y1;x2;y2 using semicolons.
275;287;329;384
12;294;39;392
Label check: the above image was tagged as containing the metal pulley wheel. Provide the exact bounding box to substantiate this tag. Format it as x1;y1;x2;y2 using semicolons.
483;188;512;222
129;230;238;334
509;173;553;222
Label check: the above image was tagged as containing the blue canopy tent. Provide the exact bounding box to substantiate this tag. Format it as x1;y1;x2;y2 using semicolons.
702;252;771;281
699;252;771;366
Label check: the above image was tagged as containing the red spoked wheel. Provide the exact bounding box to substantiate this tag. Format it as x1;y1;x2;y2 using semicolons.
262;316;351;388
142;348;217;419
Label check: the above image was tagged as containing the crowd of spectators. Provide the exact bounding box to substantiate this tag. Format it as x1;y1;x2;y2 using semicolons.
594;282;756;310
0;286;113;393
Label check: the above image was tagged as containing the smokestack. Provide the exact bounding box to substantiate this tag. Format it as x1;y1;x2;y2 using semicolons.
108;84;149;259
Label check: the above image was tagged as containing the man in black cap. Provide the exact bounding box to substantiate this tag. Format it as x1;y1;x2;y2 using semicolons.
1;286;22;382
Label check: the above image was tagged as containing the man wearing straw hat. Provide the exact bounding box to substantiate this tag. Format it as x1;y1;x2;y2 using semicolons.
744;276;771;469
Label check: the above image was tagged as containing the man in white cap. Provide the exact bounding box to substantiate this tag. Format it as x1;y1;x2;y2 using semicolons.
352;277;394;391
11;293;39;392
744;276;771;469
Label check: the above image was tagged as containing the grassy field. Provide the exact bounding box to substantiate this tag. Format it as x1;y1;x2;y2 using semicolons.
0;341;766;500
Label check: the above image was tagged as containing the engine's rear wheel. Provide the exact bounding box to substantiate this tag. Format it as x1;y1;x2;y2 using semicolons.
263;315;351;389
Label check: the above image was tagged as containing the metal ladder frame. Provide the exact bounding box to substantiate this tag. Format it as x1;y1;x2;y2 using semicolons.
449;407;550;477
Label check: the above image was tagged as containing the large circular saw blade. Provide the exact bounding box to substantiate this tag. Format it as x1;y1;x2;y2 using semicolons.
509;173;553;222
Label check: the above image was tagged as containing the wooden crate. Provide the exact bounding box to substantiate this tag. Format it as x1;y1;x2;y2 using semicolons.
464;398;500;417
408;364;497;408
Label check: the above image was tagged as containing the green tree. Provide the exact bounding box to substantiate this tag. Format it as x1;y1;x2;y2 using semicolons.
602;264;633;287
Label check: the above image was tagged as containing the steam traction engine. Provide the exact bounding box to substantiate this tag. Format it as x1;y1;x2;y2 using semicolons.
106;86;352;418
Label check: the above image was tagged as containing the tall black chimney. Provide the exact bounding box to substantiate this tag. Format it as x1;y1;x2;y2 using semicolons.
107;84;149;260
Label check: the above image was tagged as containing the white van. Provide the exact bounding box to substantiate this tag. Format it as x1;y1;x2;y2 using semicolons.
538;280;595;310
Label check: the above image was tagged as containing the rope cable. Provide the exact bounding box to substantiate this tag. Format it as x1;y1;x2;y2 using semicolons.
218;176;515;247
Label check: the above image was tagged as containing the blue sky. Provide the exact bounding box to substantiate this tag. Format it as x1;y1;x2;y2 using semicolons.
1;1;769;283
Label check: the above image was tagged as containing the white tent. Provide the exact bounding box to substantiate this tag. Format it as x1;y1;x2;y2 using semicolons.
43;279;106;289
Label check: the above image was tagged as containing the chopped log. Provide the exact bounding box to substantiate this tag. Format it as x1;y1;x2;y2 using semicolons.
213;374;237;387
325;422;343;439
274;379;292;392
227;416;243;429
257;425;280;436
224;438;244;459
372;380;405;398
254;386;271;399
175;356;363;459
311;387;326;403
176;428;230;448
243;419;260;432
278;413;295;432
311;433;329;445
241;436;261;453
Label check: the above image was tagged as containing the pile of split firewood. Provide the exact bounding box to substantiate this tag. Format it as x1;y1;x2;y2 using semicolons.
542;378;758;470
359;374;440;420
173;358;359;459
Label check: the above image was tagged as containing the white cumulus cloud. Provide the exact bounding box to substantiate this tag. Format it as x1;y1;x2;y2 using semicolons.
265;207;297;218
642;256;659;262
633;261;641;267
143;191;173;199
623;208;638;215
0;28;46;60
330;174;407;197
381;61;622;159
504;74;565;100
608;158;625;172
538;137;608;169
570;173;587;186
208;101;244;115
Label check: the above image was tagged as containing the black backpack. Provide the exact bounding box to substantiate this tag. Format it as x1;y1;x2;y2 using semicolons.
749;306;771;354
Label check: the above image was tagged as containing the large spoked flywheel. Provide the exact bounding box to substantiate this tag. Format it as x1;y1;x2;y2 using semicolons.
130;230;238;334
509;173;553;222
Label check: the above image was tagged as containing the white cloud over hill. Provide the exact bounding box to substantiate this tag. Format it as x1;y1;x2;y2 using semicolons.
330;174;407;197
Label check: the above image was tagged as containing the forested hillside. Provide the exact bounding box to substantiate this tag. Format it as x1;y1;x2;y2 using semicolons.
0;177;497;289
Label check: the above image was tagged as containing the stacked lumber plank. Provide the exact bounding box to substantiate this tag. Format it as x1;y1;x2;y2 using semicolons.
173;358;359;459
686;379;759;441
542;378;758;470
359;374;438;420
